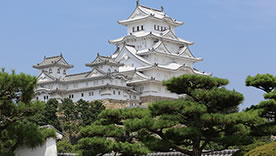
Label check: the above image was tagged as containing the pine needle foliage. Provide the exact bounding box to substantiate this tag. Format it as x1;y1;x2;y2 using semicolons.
141;74;262;156
78;108;151;156
0;69;55;156
246;74;276;136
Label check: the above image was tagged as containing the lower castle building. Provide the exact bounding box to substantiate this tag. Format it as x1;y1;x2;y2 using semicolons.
33;2;209;105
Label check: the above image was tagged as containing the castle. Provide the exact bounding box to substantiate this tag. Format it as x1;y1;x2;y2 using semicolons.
33;1;209;106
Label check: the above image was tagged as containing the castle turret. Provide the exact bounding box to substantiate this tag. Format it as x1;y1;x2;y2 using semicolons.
33;54;73;79
85;53;123;73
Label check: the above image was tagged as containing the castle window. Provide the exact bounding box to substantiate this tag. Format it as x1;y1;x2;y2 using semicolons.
57;68;60;74
63;69;66;75
49;68;52;74
154;25;156;30
157;26;160;30
137;26;139;31
89;91;94;96
81;93;84;97
43;96;49;100
69;94;74;99
118;91;121;95
132;27;135;32
113;90;116;95
141;25;144;30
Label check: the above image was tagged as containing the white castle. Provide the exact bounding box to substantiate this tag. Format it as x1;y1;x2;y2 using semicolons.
33;1;209;105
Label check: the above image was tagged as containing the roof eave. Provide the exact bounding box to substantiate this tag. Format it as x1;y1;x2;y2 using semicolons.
33;64;74;69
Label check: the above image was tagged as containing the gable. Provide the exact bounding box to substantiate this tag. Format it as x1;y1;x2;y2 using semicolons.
129;8;147;19
57;58;67;65
115;46;150;68
162;30;178;40
179;47;194;58
131;72;147;81
86;68;105;78
154;41;170;54
92;57;104;64
38;73;55;82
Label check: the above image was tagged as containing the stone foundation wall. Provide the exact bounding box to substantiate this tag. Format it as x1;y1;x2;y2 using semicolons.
97;97;177;110
140;96;177;105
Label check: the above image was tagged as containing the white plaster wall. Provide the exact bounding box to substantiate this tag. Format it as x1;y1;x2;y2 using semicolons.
15;138;57;156
140;83;178;98
100;65;119;73
39;67;67;79
127;19;172;35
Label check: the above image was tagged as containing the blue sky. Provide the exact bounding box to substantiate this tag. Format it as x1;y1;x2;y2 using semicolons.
0;0;275;110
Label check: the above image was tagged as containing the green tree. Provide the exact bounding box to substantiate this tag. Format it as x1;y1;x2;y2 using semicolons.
59;98;78;144
59;99;105;145
139;74;261;156
43;98;61;130
76;99;105;127
78;108;151;156
0;69;54;156
245;73;276;136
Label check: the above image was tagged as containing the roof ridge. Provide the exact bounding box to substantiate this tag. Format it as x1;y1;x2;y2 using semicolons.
66;71;91;77
139;4;163;13
45;55;61;60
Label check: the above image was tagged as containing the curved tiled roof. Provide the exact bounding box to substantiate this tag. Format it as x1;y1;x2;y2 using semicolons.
109;31;193;45
118;4;183;27
33;54;73;69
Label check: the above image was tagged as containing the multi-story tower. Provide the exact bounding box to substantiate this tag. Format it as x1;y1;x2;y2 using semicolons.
33;1;208;105
109;1;209;102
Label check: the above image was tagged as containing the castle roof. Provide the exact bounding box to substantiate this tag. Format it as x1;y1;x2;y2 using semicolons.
118;3;183;27
33;54;73;69
85;53;123;67
137;63;210;76
109;30;193;45
136;40;202;63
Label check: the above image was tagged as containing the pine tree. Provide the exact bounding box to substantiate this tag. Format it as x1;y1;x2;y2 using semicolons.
245;73;276;136
76;99;105;127
139;74;261;156
78;108;150;156
0;69;54;156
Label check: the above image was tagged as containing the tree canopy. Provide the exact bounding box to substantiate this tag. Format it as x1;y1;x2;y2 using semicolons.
78;74;262;156
245;73;276;136
0;69;55;156
59;98;105;145
78;108;151;156
140;74;261;156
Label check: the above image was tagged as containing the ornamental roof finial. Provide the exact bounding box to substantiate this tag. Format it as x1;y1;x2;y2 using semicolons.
136;0;139;7
60;52;63;57
161;6;164;12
